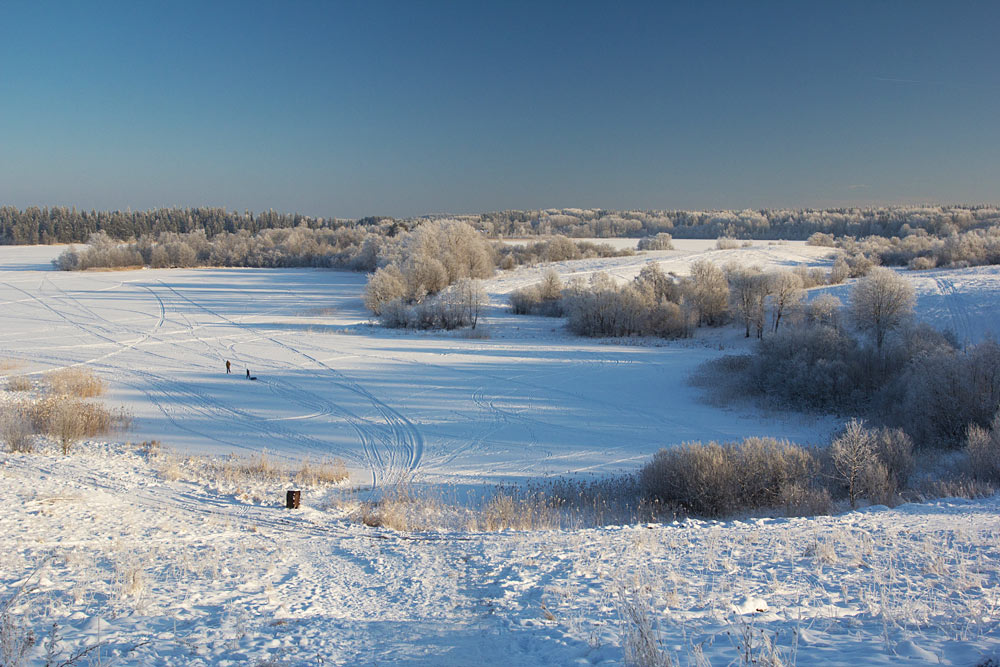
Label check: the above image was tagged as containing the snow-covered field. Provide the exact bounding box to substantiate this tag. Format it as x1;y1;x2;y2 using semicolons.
3;242;1000;665
0;243;841;489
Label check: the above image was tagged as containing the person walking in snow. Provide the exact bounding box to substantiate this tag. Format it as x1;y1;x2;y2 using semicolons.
225;360;231;374
246;368;250;379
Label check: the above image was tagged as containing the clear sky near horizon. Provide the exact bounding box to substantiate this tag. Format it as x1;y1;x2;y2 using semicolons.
1;1;997;218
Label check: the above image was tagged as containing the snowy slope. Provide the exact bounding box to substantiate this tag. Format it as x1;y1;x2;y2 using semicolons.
1;439;998;665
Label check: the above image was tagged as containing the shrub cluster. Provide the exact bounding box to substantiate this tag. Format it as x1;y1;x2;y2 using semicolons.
56;225;387;272
828;420;915;507
509;252;863;340
509;270;565;316
638;422;921;519
636;233;674;251
965;413;1000;484
493;235;632;270
563;271;691;338
833;226;1000;271
640;437;823;517
377;279;486;330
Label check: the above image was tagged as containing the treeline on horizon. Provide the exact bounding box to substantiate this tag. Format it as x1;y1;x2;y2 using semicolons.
4;203;1000;246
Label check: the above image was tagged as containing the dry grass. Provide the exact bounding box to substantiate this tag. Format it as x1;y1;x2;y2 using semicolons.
5;375;33;392
477;491;562;531
148;448;350;499
0;358;23;371
44;367;105;398
295;458;349;486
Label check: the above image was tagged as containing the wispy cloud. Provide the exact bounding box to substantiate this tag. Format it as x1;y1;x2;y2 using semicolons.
873;76;999;91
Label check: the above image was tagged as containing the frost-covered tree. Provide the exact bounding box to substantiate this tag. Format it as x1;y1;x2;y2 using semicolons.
850;268;915;351
364;265;407;315
831;419;875;508
770;270;804;332
687;260;729;326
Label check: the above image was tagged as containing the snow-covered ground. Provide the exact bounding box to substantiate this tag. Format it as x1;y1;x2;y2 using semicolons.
3;242;1000;665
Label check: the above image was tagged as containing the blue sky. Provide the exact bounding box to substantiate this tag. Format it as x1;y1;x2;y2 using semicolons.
1;1;997;218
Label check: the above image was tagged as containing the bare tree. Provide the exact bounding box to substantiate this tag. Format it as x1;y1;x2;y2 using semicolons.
850;267;916;351
454;278;487;329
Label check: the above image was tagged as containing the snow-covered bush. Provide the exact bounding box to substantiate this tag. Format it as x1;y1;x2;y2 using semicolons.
807;232;836;246
493;235;633;268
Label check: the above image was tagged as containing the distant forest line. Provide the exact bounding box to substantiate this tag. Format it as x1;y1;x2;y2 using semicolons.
3;204;1000;245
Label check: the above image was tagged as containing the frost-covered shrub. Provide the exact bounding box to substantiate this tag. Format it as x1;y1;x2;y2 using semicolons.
509;269;564;316
365;220;495;315
807;232;836;247
872;427;915;493
637;233;674;251
965;413;1000;483
639;437;819;517
493;235;632;267
828;421;914;506
377;281;485;330
828;256;850;284
884;339;1000;447
563;273;689;338
0;407;34;453
743;324;866;411
806;294;843;328
715;237;740;250
792;264;828;289
829;420;875;507
908;255;937;270
845;251;877;278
